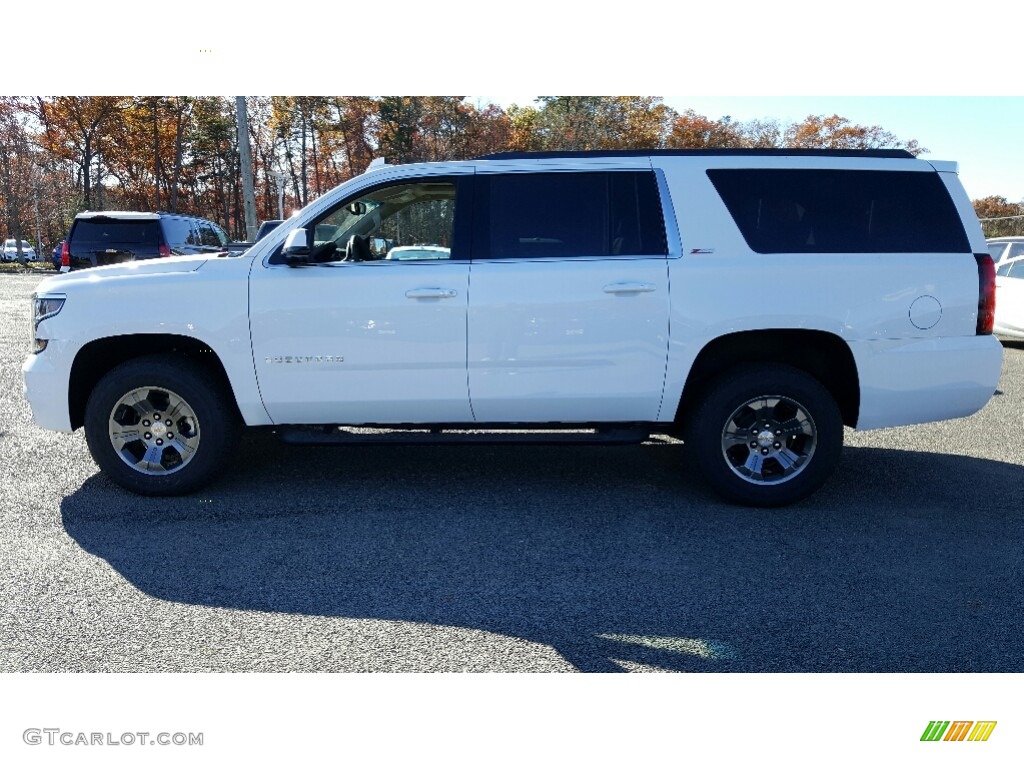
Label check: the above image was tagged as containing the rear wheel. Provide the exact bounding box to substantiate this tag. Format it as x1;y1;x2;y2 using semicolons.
84;356;239;496
686;364;843;507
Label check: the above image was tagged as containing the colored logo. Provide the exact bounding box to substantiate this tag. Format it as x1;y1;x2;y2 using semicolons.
921;721;997;742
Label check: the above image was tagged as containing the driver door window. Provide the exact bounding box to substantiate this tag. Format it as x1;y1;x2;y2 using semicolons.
309;180;458;263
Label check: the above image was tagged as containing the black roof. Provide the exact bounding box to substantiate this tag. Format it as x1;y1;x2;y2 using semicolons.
479;148;916;160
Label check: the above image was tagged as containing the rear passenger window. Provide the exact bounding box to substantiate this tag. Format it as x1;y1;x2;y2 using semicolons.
474;171;667;259
162;218;194;248
707;169;970;254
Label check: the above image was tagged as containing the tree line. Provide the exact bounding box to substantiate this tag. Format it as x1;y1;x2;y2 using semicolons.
0;95;1011;251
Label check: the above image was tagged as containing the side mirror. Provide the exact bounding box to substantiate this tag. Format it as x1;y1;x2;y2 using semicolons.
347;201;367;216
282;228;310;266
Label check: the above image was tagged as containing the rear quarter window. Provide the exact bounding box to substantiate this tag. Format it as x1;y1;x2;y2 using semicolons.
162;218;195;248
707;169;970;254
195;221;222;247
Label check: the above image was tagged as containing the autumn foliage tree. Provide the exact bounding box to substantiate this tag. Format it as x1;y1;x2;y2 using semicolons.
33;97;130;210
783;114;925;155
666;110;745;148
973;195;1024;236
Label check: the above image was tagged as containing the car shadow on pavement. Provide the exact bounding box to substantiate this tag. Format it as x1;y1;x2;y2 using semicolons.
60;436;1024;673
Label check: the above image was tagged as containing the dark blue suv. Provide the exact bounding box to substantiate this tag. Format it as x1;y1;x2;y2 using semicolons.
62;211;231;270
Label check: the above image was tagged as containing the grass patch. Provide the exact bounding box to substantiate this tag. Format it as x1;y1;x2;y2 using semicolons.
0;262;59;275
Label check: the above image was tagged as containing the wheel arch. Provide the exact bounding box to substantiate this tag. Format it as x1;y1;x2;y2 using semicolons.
673;329;860;431
69;334;239;430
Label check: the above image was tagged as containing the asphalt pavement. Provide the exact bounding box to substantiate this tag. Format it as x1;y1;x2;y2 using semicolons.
2;271;1022;672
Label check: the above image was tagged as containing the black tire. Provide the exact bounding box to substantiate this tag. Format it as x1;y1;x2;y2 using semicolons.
83;355;240;496
686;363;843;507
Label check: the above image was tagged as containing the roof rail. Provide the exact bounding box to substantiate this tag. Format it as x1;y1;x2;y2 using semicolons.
478;148;917;160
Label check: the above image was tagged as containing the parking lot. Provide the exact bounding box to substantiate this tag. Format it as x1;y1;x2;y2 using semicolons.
1;270;1022;673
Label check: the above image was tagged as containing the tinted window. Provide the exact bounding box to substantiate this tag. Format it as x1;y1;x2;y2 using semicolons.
1008;243;1024;259
195;221;221;247
71;219;160;246
707;169;970;254
210;222;229;247
474;171;666;259
162;218;194;248
988;243;1007;262
996;261;1012;277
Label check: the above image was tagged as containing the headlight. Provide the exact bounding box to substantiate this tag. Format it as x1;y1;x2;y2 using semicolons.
31;292;65;353
33;294;65;327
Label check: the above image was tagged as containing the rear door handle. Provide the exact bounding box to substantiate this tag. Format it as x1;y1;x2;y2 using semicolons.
603;282;656;294
405;288;458;299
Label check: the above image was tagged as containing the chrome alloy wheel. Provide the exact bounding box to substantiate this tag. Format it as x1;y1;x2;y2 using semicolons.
720;395;817;486
107;386;200;476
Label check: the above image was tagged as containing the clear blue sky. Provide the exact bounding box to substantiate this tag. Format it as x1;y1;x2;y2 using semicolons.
488;96;1024;202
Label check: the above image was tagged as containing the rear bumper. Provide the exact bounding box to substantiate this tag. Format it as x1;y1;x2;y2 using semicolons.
850;335;1004;430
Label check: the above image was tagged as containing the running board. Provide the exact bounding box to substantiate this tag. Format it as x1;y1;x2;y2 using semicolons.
277;427;651;447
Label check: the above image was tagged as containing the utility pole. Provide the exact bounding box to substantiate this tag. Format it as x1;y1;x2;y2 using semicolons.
34;179;42;260
235;96;258;241
272;170;286;219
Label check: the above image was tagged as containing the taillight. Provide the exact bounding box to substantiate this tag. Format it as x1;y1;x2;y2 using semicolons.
159;243;171;257
60;241;69;267
975;253;996;335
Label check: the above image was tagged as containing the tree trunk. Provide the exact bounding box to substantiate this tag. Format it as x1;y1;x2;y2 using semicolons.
170;100;187;212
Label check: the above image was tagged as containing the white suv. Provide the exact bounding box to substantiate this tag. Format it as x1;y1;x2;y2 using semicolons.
23;149;1003;506
3;238;37;262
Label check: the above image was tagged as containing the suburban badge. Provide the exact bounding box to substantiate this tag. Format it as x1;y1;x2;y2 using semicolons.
265;355;344;365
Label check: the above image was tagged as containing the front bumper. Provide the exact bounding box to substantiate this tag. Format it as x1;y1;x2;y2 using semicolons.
22;345;74;432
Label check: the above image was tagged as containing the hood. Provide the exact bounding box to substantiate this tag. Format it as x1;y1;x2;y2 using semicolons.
37;254;211;291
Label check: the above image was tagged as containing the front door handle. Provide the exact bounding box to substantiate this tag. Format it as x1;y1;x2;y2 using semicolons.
405;288;458;299
603;282;656;295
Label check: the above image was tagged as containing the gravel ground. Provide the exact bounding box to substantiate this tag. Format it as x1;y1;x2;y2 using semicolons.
1;271;1022;672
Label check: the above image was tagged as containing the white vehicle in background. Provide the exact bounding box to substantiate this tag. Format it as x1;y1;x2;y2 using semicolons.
386;245;451;260
994;255;1024;339
986;236;1024;268
3;238;37;262
22;148;1004;507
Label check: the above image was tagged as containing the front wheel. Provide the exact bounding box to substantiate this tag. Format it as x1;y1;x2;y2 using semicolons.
686;364;843;507
84;356;239;496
